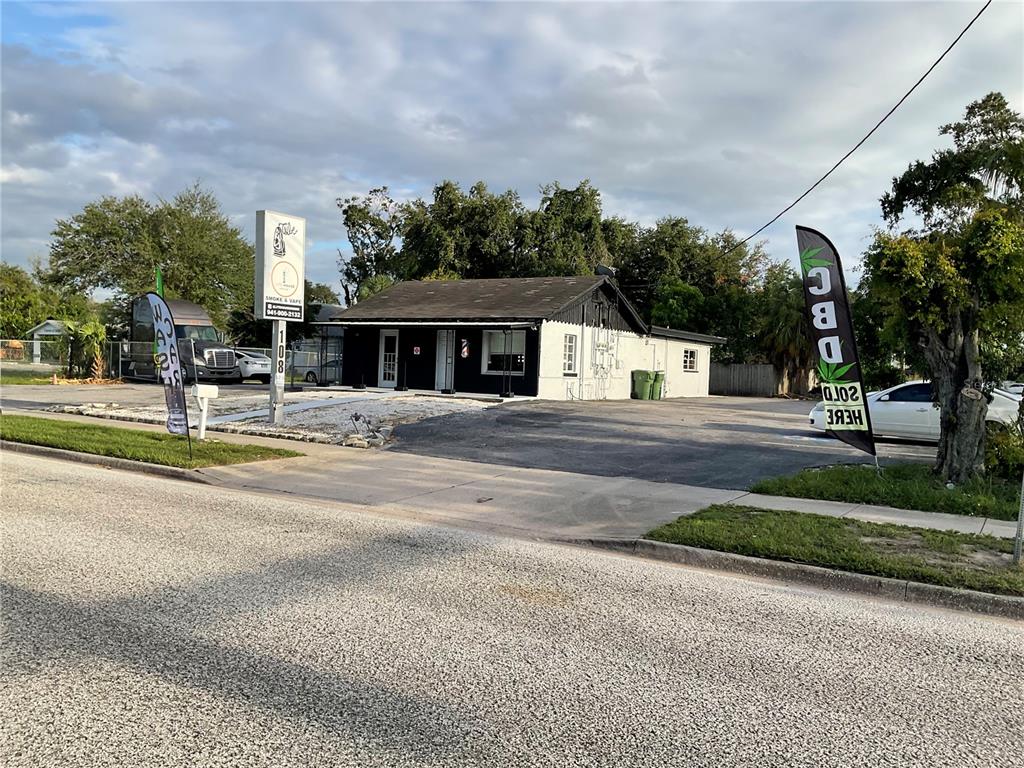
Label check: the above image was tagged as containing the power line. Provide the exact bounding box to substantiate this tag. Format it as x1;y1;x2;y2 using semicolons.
724;0;993;255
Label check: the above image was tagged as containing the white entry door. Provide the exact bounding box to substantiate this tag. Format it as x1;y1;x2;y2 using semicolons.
378;330;399;387
435;329;454;391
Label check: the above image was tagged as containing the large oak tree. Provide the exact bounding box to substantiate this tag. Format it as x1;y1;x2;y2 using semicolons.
862;93;1024;483
41;183;253;328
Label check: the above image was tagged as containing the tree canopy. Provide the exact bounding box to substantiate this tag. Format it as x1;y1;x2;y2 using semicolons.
0;264;93;339
41;183;254;328
337;180;771;363
862;92;1024;482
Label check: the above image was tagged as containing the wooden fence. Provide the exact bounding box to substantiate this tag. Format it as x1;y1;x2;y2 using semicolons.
709;363;782;397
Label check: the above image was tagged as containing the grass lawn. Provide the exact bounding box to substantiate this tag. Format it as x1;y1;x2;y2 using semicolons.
1;367;58;385
0;414;302;469
647;505;1024;597
752;463;1021;521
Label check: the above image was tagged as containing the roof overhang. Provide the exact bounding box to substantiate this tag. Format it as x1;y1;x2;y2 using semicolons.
650;325;727;345
318;319;538;327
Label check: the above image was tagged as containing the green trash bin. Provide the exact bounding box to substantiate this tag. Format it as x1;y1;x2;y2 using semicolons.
651;371;665;400
631;369;654;400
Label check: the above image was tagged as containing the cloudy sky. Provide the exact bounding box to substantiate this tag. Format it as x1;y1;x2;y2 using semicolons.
2;1;1021;294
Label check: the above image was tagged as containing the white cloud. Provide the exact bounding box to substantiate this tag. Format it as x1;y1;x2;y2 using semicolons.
1;0;1021;297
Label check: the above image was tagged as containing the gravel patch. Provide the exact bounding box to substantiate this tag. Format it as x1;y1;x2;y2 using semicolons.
249;396;492;445
45;393;493;446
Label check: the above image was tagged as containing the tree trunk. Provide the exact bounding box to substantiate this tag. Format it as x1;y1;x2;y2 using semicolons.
91;351;105;380
923;314;988;485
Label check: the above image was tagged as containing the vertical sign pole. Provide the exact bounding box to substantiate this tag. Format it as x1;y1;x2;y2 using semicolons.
1013;468;1023;566
271;320;287;425
255;209;305;425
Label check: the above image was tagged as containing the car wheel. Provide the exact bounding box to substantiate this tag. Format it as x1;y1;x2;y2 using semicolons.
305;371;318;384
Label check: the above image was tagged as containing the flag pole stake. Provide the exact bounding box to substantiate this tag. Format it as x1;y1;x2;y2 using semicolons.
1013;468;1023;567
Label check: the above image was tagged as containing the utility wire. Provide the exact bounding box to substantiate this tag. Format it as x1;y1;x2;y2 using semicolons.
724;0;993;255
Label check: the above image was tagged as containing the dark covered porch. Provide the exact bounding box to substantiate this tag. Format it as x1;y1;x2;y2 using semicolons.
339;323;539;397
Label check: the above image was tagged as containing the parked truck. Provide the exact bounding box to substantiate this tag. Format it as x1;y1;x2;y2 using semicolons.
126;297;241;383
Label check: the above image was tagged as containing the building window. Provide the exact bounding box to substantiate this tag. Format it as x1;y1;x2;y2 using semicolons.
682;348;698;372
482;330;525;375
563;334;577;375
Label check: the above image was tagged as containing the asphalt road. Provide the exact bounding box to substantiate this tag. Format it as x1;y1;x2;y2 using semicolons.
393;397;936;488
3;453;1021;767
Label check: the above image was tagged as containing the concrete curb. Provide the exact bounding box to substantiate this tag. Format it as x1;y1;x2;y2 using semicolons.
45;408;340;444
1;440;212;485
563;536;1024;621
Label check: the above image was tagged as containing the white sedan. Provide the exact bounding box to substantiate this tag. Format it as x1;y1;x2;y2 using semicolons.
809;380;1022;441
233;349;272;383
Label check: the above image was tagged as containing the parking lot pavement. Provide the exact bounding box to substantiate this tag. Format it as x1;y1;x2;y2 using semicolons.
4;452;1022;768
392;397;937;489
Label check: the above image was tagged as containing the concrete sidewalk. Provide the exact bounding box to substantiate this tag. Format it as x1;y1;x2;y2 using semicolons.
5;408;1019;540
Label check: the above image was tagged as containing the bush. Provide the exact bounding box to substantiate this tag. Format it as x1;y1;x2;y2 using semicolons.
987;422;1024;480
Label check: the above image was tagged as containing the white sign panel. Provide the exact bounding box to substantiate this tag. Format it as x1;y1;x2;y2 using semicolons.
255;210;305;321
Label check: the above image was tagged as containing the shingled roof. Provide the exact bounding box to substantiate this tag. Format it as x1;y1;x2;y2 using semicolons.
328;276;612;323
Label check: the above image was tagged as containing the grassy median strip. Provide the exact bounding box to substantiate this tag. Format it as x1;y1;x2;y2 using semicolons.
751;463;1020;521
0;414;302;469
647;505;1024;597
1;368;57;385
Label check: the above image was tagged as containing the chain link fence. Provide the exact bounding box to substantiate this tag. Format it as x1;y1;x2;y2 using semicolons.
3;336;342;385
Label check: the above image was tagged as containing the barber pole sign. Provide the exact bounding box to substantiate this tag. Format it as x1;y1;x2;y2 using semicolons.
796;226;876;457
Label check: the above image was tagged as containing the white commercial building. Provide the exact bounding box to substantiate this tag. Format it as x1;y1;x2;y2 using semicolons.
324;276;723;400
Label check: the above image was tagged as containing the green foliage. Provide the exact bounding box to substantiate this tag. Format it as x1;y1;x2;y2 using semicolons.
861;92;1024;482
882;92;1023;228
0;264;92;338
401;181;528;280
61;318;107;378
647;505;1024;597
850;281;917;390
40;183;254;329
357;274;396;302
337;187;405;304
986;427;1024;481
986;404;1024;481
0;369;57;385
754;262;813;391
751;463;1020;521
614;222;767;362
650;280;703;329
0;414;302;469
306;281;340;305
0;264;49;338
227;280;342;347
338;179;614;305
528;181;609;276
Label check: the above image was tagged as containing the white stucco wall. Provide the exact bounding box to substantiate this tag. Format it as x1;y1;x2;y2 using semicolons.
537;320;712;401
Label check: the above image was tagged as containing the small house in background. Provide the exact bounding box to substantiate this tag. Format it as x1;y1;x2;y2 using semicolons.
321;277;723;400
25;319;66;364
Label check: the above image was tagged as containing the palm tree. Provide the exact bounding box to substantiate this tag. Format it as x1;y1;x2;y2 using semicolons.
62;319;107;379
758;264;813;395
